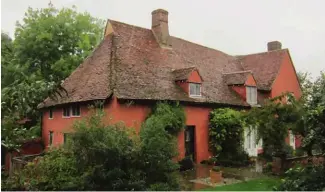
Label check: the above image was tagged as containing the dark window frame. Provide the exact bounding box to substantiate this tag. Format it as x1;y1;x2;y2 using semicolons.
49;131;53;146
63;107;70;117
49;109;53;119
71;105;81;117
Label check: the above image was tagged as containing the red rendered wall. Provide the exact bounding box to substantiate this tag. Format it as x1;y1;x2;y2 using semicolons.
177;106;212;163
188;70;202;83
42;96;212;163
271;51;302;148
42;98;150;147
232;86;246;100
271;52;302;99
245;74;256;86
42;105;90;147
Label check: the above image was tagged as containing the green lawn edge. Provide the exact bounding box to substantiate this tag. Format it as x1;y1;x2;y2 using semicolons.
201;177;282;191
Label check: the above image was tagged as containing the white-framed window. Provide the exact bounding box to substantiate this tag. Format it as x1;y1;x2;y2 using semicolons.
63;107;70;117
49;131;53;146
49;109;53;119
246;86;257;105
189;83;201;97
71;105;81;117
63;105;81;118
289;130;295;149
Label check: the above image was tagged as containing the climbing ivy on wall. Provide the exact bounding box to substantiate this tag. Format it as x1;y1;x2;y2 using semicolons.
209;108;249;166
243;93;302;160
145;102;186;135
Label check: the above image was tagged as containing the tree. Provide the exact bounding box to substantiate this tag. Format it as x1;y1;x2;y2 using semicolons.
14;5;105;82
243;93;302;160
1;5;105;151
294;72;325;155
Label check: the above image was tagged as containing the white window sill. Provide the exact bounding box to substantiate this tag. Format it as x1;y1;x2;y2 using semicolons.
71;115;81;118
189;95;202;98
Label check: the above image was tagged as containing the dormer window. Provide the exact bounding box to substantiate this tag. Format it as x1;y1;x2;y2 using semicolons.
189;83;201;97
172;67;203;98
246;86;257;105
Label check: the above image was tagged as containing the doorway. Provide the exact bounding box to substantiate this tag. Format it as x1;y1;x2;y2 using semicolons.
185;126;196;162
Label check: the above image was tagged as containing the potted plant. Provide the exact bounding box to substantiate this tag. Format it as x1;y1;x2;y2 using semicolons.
210;166;223;183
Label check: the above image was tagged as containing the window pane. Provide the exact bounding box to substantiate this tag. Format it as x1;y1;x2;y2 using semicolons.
49;131;53;145
246;86;257;104
189;83;201;96
63;107;70;117
72;105;80;116
49;109;53;119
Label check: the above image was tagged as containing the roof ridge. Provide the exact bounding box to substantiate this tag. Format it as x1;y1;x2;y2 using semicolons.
172;66;196;71
236;48;288;57
222;70;252;75
108;19;151;32
171;36;231;56
108;18;231;57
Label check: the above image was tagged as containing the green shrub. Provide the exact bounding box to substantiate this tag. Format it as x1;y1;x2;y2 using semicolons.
263;162;273;173
148;102;185;135
215;150;251;167
2;104;185;191
283;144;294;158
212;166;221;172
294;147;306;157
2;148;80;191
140;107;181;190
209;108;248;166
276;164;325;191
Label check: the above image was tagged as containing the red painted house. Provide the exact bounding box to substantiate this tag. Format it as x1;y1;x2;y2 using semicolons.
38;9;302;163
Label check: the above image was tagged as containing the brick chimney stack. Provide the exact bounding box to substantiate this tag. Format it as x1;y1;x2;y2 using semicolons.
151;9;171;48
267;41;282;51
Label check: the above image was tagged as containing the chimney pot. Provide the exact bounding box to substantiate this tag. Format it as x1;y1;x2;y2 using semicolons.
151;9;171;48
267;41;282;51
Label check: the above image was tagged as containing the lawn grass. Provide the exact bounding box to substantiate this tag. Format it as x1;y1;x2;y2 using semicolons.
202;177;281;191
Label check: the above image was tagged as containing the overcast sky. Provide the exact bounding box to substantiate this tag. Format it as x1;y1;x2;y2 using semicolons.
2;0;324;78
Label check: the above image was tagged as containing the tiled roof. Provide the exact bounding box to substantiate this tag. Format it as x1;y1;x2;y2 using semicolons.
39;19;287;108
237;49;287;90
223;71;253;85
173;67;199;81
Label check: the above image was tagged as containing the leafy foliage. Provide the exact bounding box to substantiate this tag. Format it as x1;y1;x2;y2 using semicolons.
209;108;250;167
243;93;302;160
294;72;325;156
147;102;186;135
1;5;104;151
276;164;325;191
14;5;105;81
140;102;185;190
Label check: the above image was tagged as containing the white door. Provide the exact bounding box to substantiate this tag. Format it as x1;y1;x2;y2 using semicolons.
243;126;262;157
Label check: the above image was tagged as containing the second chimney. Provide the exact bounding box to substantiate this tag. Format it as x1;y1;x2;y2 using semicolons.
267;41;282;51
151;9;171;48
